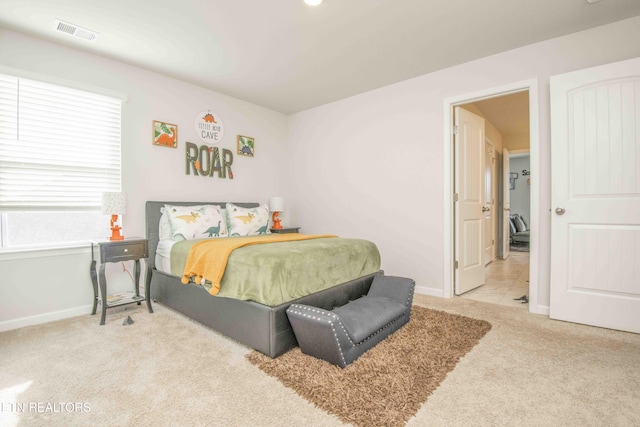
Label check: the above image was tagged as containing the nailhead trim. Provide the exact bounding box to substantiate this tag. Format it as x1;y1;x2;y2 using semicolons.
288;304;347;365
405;280;416;308
288;304;338;320
328;319;347;366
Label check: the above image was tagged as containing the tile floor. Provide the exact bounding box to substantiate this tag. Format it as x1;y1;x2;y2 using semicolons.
458;251;530;310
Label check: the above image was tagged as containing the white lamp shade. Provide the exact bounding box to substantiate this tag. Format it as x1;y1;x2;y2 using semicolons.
269;197;284;212
101;192;127;215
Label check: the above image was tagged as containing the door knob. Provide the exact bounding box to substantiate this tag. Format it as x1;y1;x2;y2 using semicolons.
555;207;565;215
482;207;490;212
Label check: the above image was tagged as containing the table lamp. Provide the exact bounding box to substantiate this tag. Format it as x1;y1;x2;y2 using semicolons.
102;192;127;240
269;197;284;230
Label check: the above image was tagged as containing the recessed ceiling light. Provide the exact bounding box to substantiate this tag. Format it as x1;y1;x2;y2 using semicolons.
304;0;323;6
586;0;602;4
53;19;99;41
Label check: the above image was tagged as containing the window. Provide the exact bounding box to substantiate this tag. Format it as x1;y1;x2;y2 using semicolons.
0;72;123;249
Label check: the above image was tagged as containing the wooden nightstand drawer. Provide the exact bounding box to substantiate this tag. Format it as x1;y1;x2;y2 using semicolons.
101;241;148;262
270;227;301;234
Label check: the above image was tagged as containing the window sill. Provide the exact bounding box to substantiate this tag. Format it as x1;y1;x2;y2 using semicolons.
0;242;91;260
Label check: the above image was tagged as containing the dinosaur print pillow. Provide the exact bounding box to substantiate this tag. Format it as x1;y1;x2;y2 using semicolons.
164;204;228;241
225;203;270;237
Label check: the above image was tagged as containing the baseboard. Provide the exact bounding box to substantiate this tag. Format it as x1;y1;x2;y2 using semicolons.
0;305;93;333
533;304;550;316
414;285;444;298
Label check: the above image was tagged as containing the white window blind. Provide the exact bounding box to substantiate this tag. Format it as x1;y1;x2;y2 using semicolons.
0;73;122;210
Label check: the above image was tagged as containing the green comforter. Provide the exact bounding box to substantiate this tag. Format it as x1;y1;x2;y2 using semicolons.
170;237;381;306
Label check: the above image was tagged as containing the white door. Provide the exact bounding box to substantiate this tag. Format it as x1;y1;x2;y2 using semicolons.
550;56;640;333
483;140;494;265
501;148;511;259
455;107;485;295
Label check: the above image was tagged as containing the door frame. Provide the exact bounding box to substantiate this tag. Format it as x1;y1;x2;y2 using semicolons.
442;79;541;314
505;149;530;258
502;147;511;260
484;137;496;265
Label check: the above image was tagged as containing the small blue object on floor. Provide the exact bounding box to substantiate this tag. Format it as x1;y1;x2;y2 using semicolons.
122;316;134;325
286;275;415;368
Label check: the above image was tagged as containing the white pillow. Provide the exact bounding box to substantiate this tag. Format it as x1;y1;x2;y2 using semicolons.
509;218;517;234
164;204;227;241
158;207;172;241
514;215;527;233
225;203;270;236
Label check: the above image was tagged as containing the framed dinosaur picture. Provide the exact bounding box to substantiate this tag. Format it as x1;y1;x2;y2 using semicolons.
237;135;254;157
153;120;178;148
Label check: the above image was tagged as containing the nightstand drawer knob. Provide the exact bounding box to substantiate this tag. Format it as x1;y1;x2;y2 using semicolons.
124;248;129;253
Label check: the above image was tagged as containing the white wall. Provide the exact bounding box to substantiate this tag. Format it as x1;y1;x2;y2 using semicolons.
0;249;94;330
288;16;640;309
0;29;288;330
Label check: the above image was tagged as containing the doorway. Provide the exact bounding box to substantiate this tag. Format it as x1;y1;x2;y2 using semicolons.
460;251;530;309
443;79;540;314
463;148;531;309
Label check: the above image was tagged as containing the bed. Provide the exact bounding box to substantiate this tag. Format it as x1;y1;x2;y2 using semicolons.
146;201;382;358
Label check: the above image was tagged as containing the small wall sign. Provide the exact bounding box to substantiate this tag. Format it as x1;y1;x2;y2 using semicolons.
195;111;224;144
237;135;254;157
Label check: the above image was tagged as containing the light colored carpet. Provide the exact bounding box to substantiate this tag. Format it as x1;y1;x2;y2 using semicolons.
1;295;639;426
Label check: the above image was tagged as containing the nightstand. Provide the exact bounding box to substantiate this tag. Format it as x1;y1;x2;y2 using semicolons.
270;227;301;234
90;238;153;325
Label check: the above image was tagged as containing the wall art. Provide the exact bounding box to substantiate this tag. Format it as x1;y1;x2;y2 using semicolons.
509;172;518;190
185;141;234;179
237;135;255;157
194;111;224;144
152;120;178;148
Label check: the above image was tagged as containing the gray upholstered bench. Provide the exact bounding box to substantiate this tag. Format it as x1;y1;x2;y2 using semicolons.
286;275;415;368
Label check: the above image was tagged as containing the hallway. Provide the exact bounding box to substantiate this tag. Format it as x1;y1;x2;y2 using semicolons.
459;252;530;310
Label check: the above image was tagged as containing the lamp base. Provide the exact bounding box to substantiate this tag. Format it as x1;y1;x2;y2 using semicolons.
109;214;124;241
271;212;282;230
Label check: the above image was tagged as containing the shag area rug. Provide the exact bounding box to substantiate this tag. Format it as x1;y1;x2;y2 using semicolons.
247;305;492;427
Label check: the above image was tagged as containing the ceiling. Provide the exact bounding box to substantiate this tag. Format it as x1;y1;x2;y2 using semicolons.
474;91;530;138
1;0;639;114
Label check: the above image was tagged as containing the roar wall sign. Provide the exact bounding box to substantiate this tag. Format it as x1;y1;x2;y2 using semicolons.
195;111;224;144
185;142;234;180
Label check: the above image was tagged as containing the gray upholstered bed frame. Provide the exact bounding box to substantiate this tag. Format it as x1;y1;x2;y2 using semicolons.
145;201;380;358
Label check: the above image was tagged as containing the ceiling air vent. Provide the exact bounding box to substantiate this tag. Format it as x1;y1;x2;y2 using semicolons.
54;19;98;41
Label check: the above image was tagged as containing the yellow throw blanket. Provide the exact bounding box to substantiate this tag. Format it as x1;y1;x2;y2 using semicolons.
181;233;337;295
